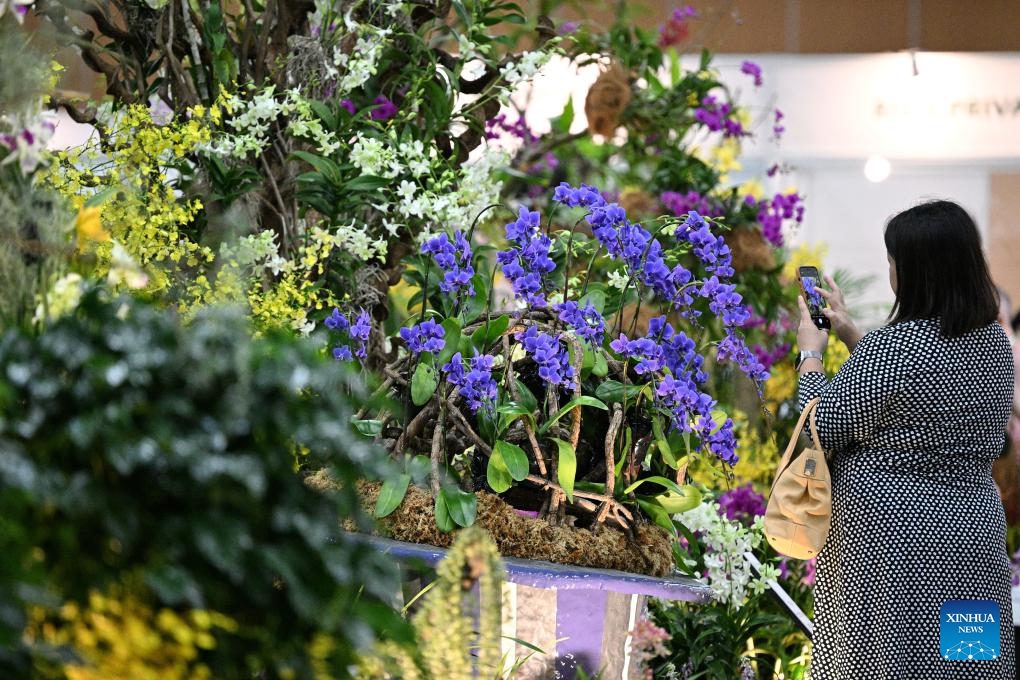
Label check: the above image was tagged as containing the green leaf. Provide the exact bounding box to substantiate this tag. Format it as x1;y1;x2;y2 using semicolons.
656;438;679;469
594;380;643;403
538;396;608;436
635;498;676;532
592;351;608;378
651;416;678;468
514;378;539;413
434;493;454;532
375;474;411;518
84;186;119;208
622;475;687;496
309;100;337;129
581;343;595;376
290;150;344;185
459;273;488;322
410;358;439;406
408;455;431;485
579;289;607;314
451;1;471;28
501;635;546;654
342;174;392;193
493;440;529;481
437;317;462;366
476;404;496;443
653;486;702;514
496;402;535;437
353;419;383;437
710;408;730;433
486;453;513;493
551;438;576;503
440;487;477;527
470;314;509;353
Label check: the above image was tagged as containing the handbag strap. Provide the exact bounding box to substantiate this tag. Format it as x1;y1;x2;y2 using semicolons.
769;397;822;495
807;398;822;450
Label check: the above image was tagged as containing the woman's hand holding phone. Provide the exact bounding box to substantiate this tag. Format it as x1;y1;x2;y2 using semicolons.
797;295;829;356
815;274;862;352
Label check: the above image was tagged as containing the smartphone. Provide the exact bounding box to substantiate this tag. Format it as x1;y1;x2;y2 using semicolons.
798;266;831;330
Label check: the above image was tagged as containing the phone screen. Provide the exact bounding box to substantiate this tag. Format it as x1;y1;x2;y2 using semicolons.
799;267;831;329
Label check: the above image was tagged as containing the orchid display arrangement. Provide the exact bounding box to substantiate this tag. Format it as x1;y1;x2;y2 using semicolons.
325;180;767;539
11;0;801;547
31;0;555;334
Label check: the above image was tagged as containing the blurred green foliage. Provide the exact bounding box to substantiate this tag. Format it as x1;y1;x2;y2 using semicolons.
0;289;409;678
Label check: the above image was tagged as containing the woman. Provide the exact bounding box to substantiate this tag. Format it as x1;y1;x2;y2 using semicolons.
796;200;1015;678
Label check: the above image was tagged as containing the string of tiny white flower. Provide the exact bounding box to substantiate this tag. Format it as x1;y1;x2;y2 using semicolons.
676;500;780;609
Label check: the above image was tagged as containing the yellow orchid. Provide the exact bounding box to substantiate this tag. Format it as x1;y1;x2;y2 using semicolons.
75;206;110;246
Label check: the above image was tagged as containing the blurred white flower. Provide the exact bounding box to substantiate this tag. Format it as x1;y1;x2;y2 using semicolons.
0;0;33;24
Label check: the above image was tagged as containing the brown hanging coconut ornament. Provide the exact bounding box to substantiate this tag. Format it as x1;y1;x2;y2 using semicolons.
584;62;632;138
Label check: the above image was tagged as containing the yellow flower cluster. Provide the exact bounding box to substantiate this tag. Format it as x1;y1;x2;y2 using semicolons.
26;590;236;680
180;239;340;333
47;104;213;293
45;101;346;332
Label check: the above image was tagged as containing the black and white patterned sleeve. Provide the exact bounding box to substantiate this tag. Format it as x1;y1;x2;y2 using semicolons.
797;329;905;453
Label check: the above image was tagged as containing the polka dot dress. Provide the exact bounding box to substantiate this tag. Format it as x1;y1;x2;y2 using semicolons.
798;319;1016;679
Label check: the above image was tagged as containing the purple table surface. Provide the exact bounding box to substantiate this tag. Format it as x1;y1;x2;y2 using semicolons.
357;534;715;603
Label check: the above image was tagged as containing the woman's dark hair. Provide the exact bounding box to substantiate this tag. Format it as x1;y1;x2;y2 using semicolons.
884;199;998;338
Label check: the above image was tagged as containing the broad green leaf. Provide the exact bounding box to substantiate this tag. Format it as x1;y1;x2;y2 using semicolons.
578;288;607;314
592;351;608;378
470;314;509;353
290;150;344;185
538;395;608;436
494;440;529;481
497;402;535;436
434;493;454;532
710;408;730;433
460;273;488;322
410;359;439;406
375;474;411;518
552;438;577;503
408;455;431;485
437;317;462;366
353;419;383;437
514;378;539;413
476;404;496;443
594;379;643;403
656;438;679;469
486;454;513;493
653;486;702;514
441;487;477;527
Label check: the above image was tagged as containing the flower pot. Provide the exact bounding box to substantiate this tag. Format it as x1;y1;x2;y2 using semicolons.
365;535;714;679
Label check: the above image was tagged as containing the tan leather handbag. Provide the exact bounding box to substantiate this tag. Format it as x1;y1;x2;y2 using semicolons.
763;397;832;560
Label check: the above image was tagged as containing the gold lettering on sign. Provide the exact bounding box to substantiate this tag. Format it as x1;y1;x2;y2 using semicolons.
874;97;1020;118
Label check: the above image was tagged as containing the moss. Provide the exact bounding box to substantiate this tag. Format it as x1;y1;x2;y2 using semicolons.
306;471;674;577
